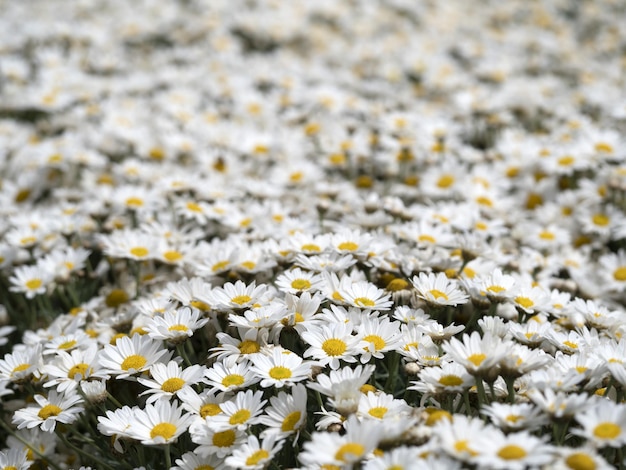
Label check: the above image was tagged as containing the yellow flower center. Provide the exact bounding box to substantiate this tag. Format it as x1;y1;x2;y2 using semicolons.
563;341;578;349
129;246;149;258
190;300;210;311
565;452;597;470
200;403;222;418
487;285;505;293
38;404;62;420
595;142;613;153
506;414;523;423
125;197;144;208
58;340;77;350
68;363;90;380
168;324;189;332
241;261;256;270
437;174;455;188
354;297;376;308
539;230;555;240
25;279;43;291
238;340;260;355
558;156;575;166
438;375;464;387
386;278;409;291
163;250;183;262
269;366;292;380
362;334;385;351
231;295;252;305
335;442;365;463
281;411;302;432
105;289;129;307
418;234;436;244
213;429;236;447
301;243;321;252
291;279;311;291
186;201;203;213
467;353;486;367
212;260;229;272
246;450;270;466
428;289;448;300
12;363;31;374
161;377;185;393
497;444;527;460
613;267;626;281
425;409;452;426
322;338;347;357
368;407;388;419
514;296;534;309
222;374;245;388
121;354;147;371
454;440;478;456
229;409;251;426
337;241;359;251
150;422;176;440
195;466;214;470
593;422;621;440
592;214;609;226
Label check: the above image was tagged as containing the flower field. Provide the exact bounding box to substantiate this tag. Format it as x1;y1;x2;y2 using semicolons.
2;1;626;469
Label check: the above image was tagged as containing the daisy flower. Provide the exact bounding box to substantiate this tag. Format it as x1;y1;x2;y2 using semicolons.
329;229;374;258
209;328;269;366
299;415;384;468
357;316;401;363
572;400;626;448
362;446;422;470
293;252;357;272
208;280;268;311
279;291;322;333
275;267;324;294
97;405;141;448
13;390;84;433
509;285;552;315
98;334;172;379
551;446;613;470
125;400;194;446
411;272;469;307
301;322;361;370
144;306;209;344
411;361;475;395
172;452;226;470
357;391;411;421
442;331;507;380
42;343;108;393
224;434;284;470
481;402;549;432
9;264;54;299
250;348;315;388
203;359;260;393
476;268;517;303
308;364;376;416
0;449;31;470
432;414;486;463
210;389;267;431
338;280;393;310
98;228;159;262
260;383;308;438
138;361;206;404
473;429;554;470
189;420;247;458
0;344;43;383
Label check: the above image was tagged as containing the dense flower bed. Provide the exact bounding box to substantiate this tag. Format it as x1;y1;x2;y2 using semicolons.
1;1;626;469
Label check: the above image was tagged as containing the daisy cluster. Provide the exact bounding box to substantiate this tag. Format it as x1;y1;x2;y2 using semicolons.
2;0;626;469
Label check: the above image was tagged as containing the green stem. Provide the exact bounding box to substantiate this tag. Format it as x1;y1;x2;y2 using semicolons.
505;377;516;404
475;378;488;409
58;431;116;470
384;352;399;394
164;444;172;469
177;343;193;367
107;392;123;408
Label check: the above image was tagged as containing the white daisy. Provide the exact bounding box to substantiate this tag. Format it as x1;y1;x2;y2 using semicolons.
210;389;267;431
98;334;172;379
224;434;284;470
301;322;361;370
13;390;84;433
125;399;194;446
338;280;393;311
260;383;308;438
250;348;315;388
411;272;469;306
144;306;209;344
138;361;206;404
203;359;260;393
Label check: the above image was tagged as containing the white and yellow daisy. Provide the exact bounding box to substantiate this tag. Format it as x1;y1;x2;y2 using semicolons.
301;322;361;370
144;306;209;344
203;359;260;393
275;267;324;294
0;344;43;383
224;434;285;470
250;348;315;388
138;361;206;404
338;280;393;311
172;451;226;470
260;383;308;438
572;400;626;448
208;280;269;311
9;264;54;299
411;272;469;307
210;389;267;431
98;334;172;379
13;390;84;433
125;399;194;446
357;316;401;362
